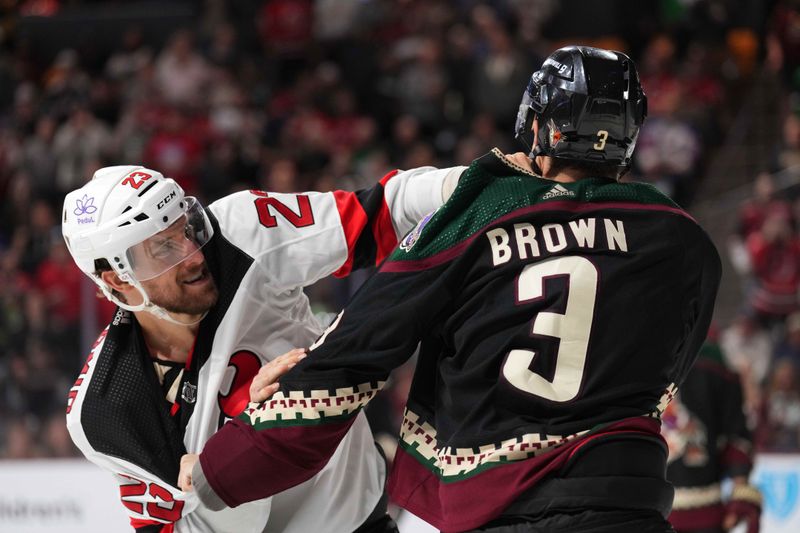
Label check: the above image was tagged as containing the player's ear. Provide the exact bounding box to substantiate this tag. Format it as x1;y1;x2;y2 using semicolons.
100;270;129;292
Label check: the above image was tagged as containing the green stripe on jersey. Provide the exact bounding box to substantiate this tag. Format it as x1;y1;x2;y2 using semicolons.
391;150;679;262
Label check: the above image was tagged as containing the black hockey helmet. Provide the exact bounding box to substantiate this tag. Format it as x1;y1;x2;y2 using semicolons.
514;45;647;172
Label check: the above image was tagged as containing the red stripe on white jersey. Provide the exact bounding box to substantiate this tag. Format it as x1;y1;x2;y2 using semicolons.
129;517;175;532
332;190;369;278
372;170;400;263
66;327;108;414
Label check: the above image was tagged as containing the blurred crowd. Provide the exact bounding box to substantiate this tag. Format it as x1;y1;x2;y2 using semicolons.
0;0;787;462
721;0;800;454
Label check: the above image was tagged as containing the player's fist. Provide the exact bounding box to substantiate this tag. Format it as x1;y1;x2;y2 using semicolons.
503;152;534;173
179;453;199;492
249;348;307;403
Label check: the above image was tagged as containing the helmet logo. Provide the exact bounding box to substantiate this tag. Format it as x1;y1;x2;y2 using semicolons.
181;381;197;404
543;57;572;77
74;194;98;224
157;190;177;210
121;171;153;190
74;194;97;216
547;119;562;147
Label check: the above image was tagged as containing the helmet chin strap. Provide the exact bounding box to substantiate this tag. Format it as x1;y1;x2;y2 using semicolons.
144;301;208;326
98;279;208;326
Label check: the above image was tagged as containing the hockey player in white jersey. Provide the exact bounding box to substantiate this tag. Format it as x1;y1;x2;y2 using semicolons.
61;164;463;533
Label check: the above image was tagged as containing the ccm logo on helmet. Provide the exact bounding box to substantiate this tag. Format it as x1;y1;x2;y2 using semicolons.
157;191;177;210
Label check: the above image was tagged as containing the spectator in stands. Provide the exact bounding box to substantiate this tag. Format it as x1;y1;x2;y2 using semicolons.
42;413;80;458
105;27;152;83
52;105;109;194
469;15;535;126
389;114;423;167
736;172;792;242
776;112;800;170
13;199;58;275
110;100;154;164
721;310;773;421
21;115;58;197
664;342;761;533
204;22;239;69
2;418;41;459
757;359;800;451
142;107;204;194
258;157;299;193
680;42;725;120
728;172;793;283
0;259;29;357
33;235;83;358
257;0;313;59
207;70;248;142
774;312;800;369
768;0;800;90
470;112;514;153
393;35;448;128
198;138;244;202
634;84;703;202
639;35;680;119
41;48;91;122
154;29;211;107
746;209;800;321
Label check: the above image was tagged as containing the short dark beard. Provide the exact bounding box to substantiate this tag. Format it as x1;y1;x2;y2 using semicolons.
145;267;220;316
156;283;219;315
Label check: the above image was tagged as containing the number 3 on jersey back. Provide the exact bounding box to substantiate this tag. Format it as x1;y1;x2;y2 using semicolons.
502;256;598;402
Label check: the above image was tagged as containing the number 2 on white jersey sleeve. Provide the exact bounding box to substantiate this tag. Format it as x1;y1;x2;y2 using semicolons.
502;256;598;402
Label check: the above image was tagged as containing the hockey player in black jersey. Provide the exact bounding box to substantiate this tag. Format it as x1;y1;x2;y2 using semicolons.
664;341;762;533
183;46;722;533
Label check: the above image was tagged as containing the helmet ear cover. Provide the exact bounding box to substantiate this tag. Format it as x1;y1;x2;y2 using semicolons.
514;73;546;157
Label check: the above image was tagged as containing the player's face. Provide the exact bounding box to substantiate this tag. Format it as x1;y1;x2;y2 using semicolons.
134;222;219;316
141;249;218;316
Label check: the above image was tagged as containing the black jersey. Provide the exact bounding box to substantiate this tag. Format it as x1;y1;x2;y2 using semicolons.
663;343;753;531
196;150;721;532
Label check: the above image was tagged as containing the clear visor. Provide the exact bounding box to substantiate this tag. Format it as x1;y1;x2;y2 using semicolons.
125;197;212;282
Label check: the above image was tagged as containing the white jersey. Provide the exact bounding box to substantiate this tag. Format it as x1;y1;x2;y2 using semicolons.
65;166;465;533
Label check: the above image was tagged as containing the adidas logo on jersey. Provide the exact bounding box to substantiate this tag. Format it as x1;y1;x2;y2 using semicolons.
542;184;575;200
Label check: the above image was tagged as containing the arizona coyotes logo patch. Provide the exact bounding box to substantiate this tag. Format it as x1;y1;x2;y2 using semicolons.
400;211;435;252
547;118;562;148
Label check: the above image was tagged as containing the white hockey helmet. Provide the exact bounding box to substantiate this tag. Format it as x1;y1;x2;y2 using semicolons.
62;165;214;317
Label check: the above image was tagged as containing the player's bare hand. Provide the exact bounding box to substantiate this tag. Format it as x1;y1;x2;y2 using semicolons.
179;453;199;492
503;152;534;173
249;348;307;403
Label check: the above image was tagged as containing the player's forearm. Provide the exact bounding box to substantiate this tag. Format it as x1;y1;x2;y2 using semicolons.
191;458;228;511
194;416;356;509
384;166;466;236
